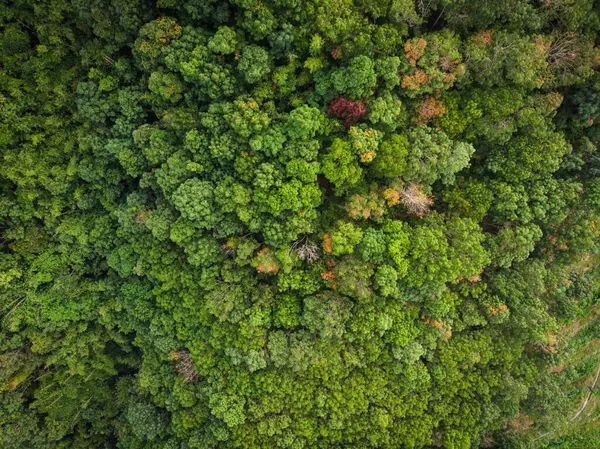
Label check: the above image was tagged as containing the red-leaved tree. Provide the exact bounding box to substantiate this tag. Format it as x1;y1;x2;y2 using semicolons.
327;96;367;126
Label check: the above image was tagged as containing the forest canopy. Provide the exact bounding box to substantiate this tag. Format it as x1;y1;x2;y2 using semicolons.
1;0;600;448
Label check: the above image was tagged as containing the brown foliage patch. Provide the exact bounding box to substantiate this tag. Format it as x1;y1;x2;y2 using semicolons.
383;188;401;207
401;184;433;216
417;96;446;124
473;30;494;46
401;69;429;90
320;271;337;289
255;248;280;275
323;233;333;254
347;192;385;220
331;45;342;60
405;38;427;67
508;413;534;431
420;316;452;339
169;350;200;384
488;304;508;316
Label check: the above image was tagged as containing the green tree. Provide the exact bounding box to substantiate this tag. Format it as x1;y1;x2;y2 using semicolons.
238;45;271;84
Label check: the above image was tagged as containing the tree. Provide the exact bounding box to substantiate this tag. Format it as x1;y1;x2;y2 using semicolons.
407;215;489;289
208;26;237;54
285;105;325;140
238;45;271;84
367;92;405;131
317;55;378;99
486;223;543;268
404;127;475;185
321;138;363;194
302;291;352;338
328;96;368;126
172;178;222;230
465;31;548;89
125;402;168;441
371;134;409;178
329;220;363;256
382;219;411;277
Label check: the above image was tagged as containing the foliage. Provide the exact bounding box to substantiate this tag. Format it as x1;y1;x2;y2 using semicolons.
1;1;600;448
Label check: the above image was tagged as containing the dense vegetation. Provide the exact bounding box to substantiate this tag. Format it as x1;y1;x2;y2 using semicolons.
2;0;600;447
